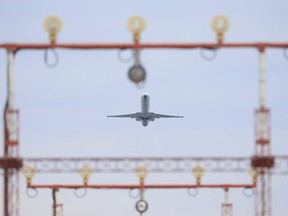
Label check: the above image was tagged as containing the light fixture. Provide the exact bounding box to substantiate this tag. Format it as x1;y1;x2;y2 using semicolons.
79;165;93;185
192;166;205;185
135;166;148;185
22;166;35;185
211;15;229;43
127;16;146;43
126;16;146;85
249;168;259;184
128;64;146;84
135;199;148;213
44;16;62;44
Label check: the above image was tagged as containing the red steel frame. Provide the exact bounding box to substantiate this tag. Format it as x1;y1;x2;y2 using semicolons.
2;109;21;216
27;183;256;190
27;183;255;216
0;42;288;51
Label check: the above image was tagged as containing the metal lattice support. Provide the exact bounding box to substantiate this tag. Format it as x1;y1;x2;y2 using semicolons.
255;170;272;216
2;50;22;216
4;172;20;216
22;156;288;174
253;50;273;216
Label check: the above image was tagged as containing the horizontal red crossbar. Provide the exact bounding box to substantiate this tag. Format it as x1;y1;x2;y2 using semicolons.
28;183;256;190
0;42;288;51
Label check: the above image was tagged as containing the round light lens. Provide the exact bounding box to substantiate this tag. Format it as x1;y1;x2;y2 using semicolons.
22;166;35;179
128;64;146;84
135;200;148;213
211;15;229;33
44;16;62;33
127;16;146;33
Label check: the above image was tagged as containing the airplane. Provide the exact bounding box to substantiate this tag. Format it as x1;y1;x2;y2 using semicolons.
107;93;183;126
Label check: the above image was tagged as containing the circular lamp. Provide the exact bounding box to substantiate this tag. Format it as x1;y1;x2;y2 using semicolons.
79;166;93;185
211;15;229;43
128;64;146;84
44;16;62;43
192;166;205;185
127;16;146;43
127;16;146;33
135;166;148;184
249;168;259;184
135;199;148;213
22;166;35;185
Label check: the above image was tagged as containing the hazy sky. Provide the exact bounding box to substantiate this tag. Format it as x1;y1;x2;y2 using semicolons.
0;0;288;216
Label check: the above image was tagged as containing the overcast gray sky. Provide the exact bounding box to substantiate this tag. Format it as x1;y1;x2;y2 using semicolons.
0;0;288;216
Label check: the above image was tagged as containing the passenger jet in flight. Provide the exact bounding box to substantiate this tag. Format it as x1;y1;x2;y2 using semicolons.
107;93;183;126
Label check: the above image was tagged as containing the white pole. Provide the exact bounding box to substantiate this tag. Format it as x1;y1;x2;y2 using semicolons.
224;188;229;204
53;189;63;216
259;51;266;108
7;49;15;109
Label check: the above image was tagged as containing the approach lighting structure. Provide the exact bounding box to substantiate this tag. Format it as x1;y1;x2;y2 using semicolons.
211;15;229;43
44;16;63;44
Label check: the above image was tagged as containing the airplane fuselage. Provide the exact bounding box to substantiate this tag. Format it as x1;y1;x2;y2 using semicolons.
140;94;150;126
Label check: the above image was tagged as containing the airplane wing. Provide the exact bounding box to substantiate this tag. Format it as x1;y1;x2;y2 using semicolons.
150;112;184;119
107;113;140;119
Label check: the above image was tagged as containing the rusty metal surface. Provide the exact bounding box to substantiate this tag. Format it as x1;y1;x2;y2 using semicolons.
0;158;23;169
251;156;275;168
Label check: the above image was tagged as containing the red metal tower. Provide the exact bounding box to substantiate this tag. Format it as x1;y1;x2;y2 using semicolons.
252;49;274;216
1;50;22;216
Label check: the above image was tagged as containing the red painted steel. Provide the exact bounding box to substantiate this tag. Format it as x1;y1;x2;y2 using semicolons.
254;108;271;146
28;183;256;190
0;42;288;51
3;109;21;216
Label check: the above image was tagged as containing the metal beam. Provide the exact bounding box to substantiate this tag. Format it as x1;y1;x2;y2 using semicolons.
20;156;288;175
0;42;288;51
